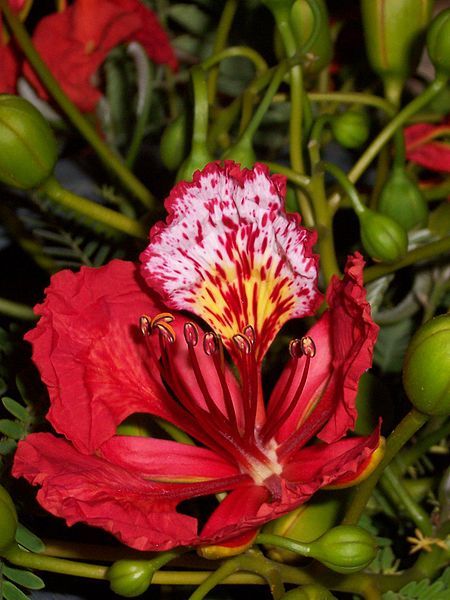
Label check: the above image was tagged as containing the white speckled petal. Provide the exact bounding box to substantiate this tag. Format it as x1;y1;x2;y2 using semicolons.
140;162;321;359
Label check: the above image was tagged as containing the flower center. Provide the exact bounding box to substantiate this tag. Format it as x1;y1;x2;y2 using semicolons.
140;314;284;486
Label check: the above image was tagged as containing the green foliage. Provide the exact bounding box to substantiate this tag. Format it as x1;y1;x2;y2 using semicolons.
0;561;45;600
15;525;45;554
374;318;415;373
382;568;450;599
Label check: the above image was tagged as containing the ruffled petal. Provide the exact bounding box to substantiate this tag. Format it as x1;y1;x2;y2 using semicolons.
25;260;183;454
13;433;247;551
100;435;240;482
282;428;381;494
272;253;378;451
141;162;321;360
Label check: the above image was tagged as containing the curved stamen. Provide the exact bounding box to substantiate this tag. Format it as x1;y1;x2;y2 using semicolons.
262;336;316;444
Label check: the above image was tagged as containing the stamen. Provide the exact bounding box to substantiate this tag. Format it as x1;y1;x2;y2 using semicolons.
261;336;315;444
232;333;252;355
232;330;259;442
203;332;219;356
184;322;199;347
140;315;152;336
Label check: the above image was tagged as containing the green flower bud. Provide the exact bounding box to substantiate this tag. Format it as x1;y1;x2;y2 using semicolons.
0;95;57;189
308;525;377;574
359;208;408;262
221;137;256;169
427;9;450;76
0;485;18;552
402;314;450;416
378;166;428;231
263;493;343;563
361;0;433;103
331;111;370;149
107;560;153;598
291;0;332;76
160;112;188;171
281;584;336;599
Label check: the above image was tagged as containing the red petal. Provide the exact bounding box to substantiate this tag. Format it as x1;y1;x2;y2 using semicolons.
273;253;378;449
13;433;246;550
0;44;19;94
100;435;239;481
25;260;182;454
283;427;381;492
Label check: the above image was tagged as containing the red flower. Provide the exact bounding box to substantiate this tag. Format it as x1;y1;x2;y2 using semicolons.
13;163;381;553
0;43;19;93
23;0;178;112
405;120;450;174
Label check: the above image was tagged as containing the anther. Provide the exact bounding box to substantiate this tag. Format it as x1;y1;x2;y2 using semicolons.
155;322;176;343
140;315;152;336
243;325;256;345
184;322;199;347
289;338;303;359
301;336;316;358
233;333;252;355
151;313;174;328
203;332;219;356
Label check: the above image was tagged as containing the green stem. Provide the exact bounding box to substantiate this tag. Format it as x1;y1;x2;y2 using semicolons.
39;176;146;239
308;91;395;115
188;558;241;600
394;418;450;476
364;236;450;284
263;162;311;191
380;466;433;535
255;533;311;558
207;0;238;105
202;46;268;76
125;47;154;169
0;298;36;320
4;546;108;580
0;0;154;209
191;66;210;152
342;408;429;525
320;160;365;214
347;76;448;186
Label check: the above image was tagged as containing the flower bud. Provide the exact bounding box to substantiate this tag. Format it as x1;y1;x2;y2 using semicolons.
0;485;18;552
281;584;335;599
358;208;408;263
378;166;428;231
331;111;370;149
308;525;377;574
402;314;450;416
426;8;450;76
107;560;153;597
291;0;332;76
0;95;57;189
361;0;433;103
160;112;188;171
262;493;342;563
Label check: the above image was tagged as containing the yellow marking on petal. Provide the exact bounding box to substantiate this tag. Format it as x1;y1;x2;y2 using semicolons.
197;530;258;560
144;476;217;484
324;437;385;490
195;263;294;345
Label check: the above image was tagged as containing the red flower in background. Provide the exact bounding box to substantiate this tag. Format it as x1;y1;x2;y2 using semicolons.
405;120;450;174
13;163;381;553
23;0;178;112
0;1;29;93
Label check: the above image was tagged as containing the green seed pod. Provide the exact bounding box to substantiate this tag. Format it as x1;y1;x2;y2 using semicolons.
0;485;18;552
378;166;429;231
291;0;333;76
402;314;450;416
0;95;57;189
221;137;256;169
281;584;336;599
427;8;450;76
359;208;408;262
360;0;433;103
107;560;153;598
331;111;370;149
160;112;188;171
263;492;343;563
308;525;378;574
176;146;214;182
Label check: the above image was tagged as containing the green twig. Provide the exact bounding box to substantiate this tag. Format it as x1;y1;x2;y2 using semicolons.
39;176;146;239
342;408;429;525
364;237;450;283
0;298;37;320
